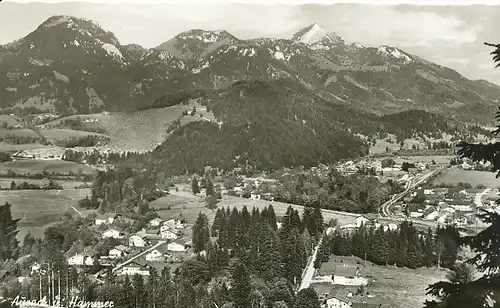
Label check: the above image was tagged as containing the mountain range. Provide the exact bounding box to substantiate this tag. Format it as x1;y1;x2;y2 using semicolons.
0;15;497;174
1;15;498;124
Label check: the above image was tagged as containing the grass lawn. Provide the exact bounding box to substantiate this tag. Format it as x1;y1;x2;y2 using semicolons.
0;143;57;153
0;128;38;138
432;169;500;188
315;255;448;308
2;188;92;240
0;159;95;175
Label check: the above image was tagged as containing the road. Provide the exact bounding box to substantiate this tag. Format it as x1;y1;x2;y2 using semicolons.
298;236;323;292
379;165;444;219
112;240;167;273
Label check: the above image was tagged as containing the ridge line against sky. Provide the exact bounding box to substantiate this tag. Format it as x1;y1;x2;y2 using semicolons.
1;1;499;84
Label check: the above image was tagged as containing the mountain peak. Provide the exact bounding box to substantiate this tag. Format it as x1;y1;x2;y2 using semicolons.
292;23;343;47
292;23;328;45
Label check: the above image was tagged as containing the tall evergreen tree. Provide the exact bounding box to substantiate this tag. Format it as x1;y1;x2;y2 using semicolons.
192;177;200;195
205;176;215;196
146;268;160;308
132;274;147;308
192;213;210;253
232;261;252;308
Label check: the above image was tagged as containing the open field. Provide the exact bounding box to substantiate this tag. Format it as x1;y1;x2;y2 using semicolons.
0;143;55;153
40;128;108;140
314;255;448;308
44;102;216;152
2;188;92;239
0;114;21;126
151;187;358;226
0;128;38;138
432;169;500;188
394;155;453;165
0;177;90;189
0;159;96;175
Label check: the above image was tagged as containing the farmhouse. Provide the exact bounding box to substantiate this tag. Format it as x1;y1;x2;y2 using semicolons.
324;292;351;308
102;228;124;239
356;214;377;227
68;250;98;266
116;262;150;276
95;213;118;226
11;150;34;160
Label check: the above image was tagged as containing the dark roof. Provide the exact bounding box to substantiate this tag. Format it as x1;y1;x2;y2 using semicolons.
333;265;358;278
361;213;378;221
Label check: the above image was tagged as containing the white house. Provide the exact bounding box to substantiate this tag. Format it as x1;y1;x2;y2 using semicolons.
250;192;261;200
129;234;147;247
145;246;168;262
149;218;163;227
355;214;377;227
102;228;124;239
68;251;98;266
108;245;128;259
410;212;424;218
116;263;150;276
324;294;351;308
163;218;185;230
160;230;178;240
95;213;118;226
167;241;186;252
383;223;398;232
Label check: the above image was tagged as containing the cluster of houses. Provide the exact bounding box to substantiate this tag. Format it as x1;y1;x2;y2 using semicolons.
65;215;192;275
396;187;497;228
335;159;427;176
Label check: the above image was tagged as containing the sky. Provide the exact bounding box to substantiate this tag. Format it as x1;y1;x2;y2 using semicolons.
1;2;499;84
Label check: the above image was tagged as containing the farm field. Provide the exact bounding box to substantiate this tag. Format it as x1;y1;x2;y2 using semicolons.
432;169;500;187
0;143;55;153
2;188;92;240
314;255;448;308
0;159;95;175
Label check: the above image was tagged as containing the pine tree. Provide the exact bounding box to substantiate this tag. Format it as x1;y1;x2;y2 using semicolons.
205;176;215;196
0;202;19;262
192;212;210;253
232;261;252;308
146;268;159;308
132;274;146;308
192;177;200;195
211;208;224;237
257;223;283;281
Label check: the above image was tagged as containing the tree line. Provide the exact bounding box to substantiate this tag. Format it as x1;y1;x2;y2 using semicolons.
315;221;460;270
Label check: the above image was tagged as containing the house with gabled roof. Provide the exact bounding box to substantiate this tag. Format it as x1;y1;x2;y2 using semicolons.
129;232;147;247
116;262;150;276
102;227;124;239
95;213;119;226
324;291;352;308
145;243;170;262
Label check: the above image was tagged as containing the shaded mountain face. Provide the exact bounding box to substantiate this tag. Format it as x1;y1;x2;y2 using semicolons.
0;17;498;124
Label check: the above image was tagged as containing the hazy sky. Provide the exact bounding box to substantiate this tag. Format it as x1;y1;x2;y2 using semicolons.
1;2;499;84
